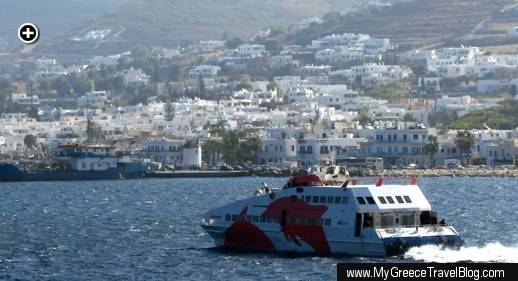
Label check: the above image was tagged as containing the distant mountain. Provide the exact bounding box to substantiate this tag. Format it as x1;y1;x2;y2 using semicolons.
0;0;126;45
35;0;364;54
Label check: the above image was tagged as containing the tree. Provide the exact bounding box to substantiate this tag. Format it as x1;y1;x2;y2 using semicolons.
164;102;175;122
423;135;440;167
225;37;244;49
86;119;104;143
28;106;39;120
455;130;475;164
403;113;416;122
511;85;517;97
355;112;373;127
198;74;206;97
24;134;37;149
429;108;458;128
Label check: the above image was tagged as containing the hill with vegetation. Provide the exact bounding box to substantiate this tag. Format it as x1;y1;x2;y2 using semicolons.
36;0;364;54
449;100;518;130
281;0;516;49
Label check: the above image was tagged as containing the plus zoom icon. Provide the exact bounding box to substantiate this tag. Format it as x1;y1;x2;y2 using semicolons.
18;23;39;44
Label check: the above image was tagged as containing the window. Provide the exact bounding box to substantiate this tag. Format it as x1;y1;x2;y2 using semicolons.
357;197;366;205
312;196;319;203
342;197;349;204
386;196;395;204
304;196;311;203
366;197;375;204
324;218;331;226
232;215;238;221
320;196;326;203
334;197;342;204
396;196;404;203
246;215;252;222
378;196;387;204
327;196;334;204
404;196;412;203
225;214;231;221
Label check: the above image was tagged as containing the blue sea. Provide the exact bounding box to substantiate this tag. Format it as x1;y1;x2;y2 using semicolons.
0;177;517;280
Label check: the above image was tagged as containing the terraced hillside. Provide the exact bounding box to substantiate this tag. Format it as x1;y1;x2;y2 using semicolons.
285;0;517;49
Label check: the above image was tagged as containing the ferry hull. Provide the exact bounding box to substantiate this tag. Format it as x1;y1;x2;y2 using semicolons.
0;164;148;182
203;224;463;257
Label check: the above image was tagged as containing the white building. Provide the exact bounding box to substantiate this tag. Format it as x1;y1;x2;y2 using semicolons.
188;65;221;78
182;145;202;168
77;91;109;108
143;138;185;166
199;40;226;51
237;44;266;57
11;93;39;105
351;64;411;85
121;68;150;85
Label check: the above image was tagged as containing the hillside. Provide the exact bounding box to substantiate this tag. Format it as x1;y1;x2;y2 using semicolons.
451;100;518;130
36;0;364;54
283;0;517;49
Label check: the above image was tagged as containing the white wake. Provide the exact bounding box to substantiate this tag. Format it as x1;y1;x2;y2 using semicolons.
405;242;518;263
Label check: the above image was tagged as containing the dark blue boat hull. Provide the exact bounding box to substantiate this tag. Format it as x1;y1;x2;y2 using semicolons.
0;163;148;182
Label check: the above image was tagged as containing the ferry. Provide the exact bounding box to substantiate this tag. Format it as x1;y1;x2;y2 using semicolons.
0;144;149;182
201;175;463;257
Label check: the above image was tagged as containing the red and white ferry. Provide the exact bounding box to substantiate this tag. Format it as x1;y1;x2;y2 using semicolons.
201;175;463;256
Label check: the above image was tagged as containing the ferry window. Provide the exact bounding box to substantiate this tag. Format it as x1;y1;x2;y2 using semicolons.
380;214;394;227
366;197;375;204
253;216;259;223
396;196;404;203
324;218;331;226
357;197;366;205
319;196;326;203
386;196;395;204
312;196;319;203
260;216;266;223
232;215;238;221
363;213;374;228
334;197;342;204
327;196;334;204
246;215;252;222
225;214;231;221
378;196;387;204
304;196;311;203
342;197;349;204
404;196;412;203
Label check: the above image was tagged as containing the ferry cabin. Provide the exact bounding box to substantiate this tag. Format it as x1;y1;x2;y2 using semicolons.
53;144;119;172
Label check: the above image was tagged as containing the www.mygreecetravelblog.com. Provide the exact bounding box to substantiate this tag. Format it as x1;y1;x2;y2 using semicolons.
337;263;512;281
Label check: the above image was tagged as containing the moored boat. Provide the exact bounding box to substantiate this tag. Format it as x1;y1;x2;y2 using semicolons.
0;144;149;182
201;175;463;257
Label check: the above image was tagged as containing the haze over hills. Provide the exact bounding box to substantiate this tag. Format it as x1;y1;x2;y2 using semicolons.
34;0;367;54
7;0;517;55
0;0;126;44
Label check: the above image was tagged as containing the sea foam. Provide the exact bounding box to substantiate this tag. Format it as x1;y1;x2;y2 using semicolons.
405;242;518;263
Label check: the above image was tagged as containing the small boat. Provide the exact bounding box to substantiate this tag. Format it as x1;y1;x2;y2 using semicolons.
201;175;462;257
